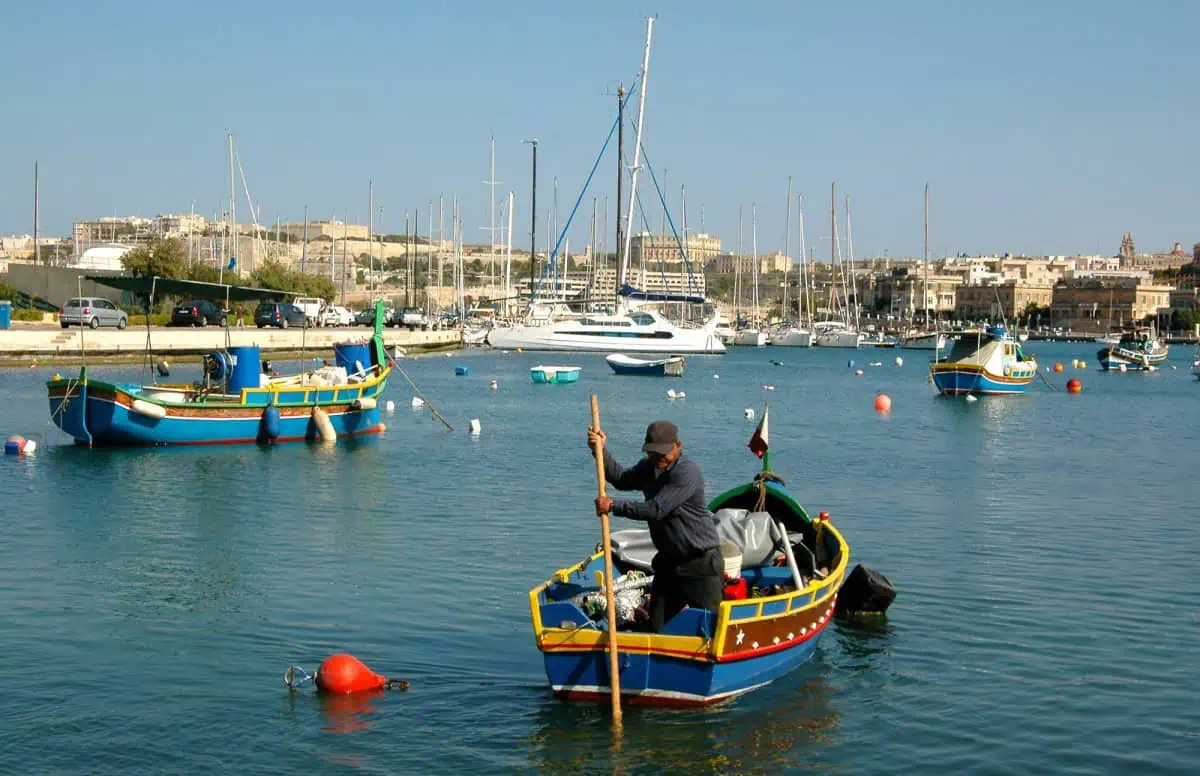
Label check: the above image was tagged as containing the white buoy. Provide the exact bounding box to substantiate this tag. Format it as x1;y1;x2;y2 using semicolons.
489;379;498;389
676;391;686;400
311;406;337;442
965;394;978;403
385;400;396;413
762;384;775;391
667;389;678;400
895;356;904;367
744;408;755;420
469;418;481;435
22;439;37;453
411;396;425;408
713;374;720;379
870;361;882;367
855;369;864;376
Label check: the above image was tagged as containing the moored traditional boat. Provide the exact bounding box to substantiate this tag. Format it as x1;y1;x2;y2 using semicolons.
528;454;850;707
47;280;390;447
930;326;1037;396
530;365;582;384
606;353;684;377
1097;327;1168;372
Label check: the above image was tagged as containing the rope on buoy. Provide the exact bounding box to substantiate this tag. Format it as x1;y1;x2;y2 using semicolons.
1037;369;1059;392
386;354;454;431
285;662;409;693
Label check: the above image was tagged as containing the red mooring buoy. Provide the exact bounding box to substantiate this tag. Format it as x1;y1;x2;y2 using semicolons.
315;653;388;694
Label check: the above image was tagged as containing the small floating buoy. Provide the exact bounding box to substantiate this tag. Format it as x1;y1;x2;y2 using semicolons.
713;374;719;379
676;391;686;400
762;384;775;391
469;418;481;435
1171;365;1177;370
157;360;170;377
1067;378;1083;393
667;389;678;400
770;359;784;367
855;369;864;376
894;356;904;367
385;400;396;413
869;361;882;367
874;393;892;413
1071;359;1079;369
455;365;470;376
21;439;36;454
411;397;425;409
1053;362;1064;373
847;359;855;368
489;380;498;390
5;435;27;455
315;654;387;695
965;394;978;402
1079;361;1087;369
744;408;755;420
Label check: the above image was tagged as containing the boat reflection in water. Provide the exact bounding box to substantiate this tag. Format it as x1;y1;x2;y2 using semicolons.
525;674;841;775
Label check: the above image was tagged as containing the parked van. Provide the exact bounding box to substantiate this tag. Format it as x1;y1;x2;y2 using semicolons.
293;297;326;325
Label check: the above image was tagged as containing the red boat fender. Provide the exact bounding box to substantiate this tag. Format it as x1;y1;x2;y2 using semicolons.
315;653;388;694
723;577;748;601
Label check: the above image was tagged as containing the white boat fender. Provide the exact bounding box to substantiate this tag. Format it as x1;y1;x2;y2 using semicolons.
311;406;336;442
744;408;755;420
352;397;377;411
713;374;719;379
131;399;167;420
965;394;978;403
895;356;904;367
667;389;677;400
468;418;481;435
676;391;686;400
411;397;425;409
385;400;396;413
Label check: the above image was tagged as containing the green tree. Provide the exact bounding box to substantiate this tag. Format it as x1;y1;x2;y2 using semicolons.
121;237;188;279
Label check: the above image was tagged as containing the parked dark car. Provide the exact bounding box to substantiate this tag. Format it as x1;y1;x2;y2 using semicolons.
170;299;227;327
254;302;307;329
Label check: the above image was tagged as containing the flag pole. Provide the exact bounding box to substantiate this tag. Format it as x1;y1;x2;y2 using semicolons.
589;394;624;733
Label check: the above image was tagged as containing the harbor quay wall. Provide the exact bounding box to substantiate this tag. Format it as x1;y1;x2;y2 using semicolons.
0;326;460;358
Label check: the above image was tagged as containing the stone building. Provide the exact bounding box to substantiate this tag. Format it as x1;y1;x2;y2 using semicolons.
1049;279;1172;331
630;231;721;268
955;280;1053;322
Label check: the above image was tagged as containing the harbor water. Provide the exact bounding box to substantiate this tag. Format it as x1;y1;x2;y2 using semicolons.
2;344;1198;774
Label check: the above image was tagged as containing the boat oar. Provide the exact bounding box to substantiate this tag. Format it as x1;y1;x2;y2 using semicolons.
589;394;624;732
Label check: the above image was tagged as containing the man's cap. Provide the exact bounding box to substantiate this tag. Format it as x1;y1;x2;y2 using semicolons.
642;420;680;455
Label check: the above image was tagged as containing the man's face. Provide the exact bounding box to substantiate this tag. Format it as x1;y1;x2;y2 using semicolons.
647;441;682;471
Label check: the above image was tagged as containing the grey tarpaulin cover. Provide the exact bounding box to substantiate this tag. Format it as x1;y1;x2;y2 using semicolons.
610;508;781;572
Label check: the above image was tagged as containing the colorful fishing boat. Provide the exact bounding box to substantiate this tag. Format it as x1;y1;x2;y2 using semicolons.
530;365;581;384
528;454;850;707
1097;326;1168;372
605;353;685;377
930;326;1037;396
47;279;390;447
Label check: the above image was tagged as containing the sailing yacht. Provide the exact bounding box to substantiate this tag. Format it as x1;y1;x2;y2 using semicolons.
900;184;944;351
814;320;862;348
772;181;812;348
773;326;813;347
732;204;766;347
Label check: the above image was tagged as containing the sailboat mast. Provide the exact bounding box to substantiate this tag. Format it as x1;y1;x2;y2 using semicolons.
369;181;375;299
924;182;930;327
301;204;308;273
735;204;743;323
619;16;655;291
751;203;760;319
506;191;514;317
797;194;807;325
228;131;236;280
488;135;497;302
830;182;838;322
782;177;792;320
33;162;40;265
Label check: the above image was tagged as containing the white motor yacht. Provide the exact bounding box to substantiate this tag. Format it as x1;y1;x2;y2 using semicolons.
486;309;725;354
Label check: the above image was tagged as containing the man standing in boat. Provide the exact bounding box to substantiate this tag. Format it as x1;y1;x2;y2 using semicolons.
588;420;724;632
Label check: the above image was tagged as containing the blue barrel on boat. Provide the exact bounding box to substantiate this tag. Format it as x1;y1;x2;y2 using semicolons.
334;342;372;376
0;301;11;330
227;345;262;394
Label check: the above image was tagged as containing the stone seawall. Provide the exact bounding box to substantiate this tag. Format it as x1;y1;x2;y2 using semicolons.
0;326;461;358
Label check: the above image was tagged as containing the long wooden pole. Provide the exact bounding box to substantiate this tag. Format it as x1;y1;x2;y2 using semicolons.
589;394;623;729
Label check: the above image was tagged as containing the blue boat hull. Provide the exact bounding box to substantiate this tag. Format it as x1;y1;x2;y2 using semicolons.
608;362;668;376
1097;348;1167;371
49;389;383;446
543;622;826;706
931;368;1032;396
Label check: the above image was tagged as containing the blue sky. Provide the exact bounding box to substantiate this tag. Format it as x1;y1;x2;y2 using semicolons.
2;1;1197;258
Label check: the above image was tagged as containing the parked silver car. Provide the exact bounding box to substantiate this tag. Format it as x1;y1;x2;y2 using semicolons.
61;297;128;329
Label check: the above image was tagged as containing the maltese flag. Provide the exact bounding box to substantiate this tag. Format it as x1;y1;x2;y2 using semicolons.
748;407;769;458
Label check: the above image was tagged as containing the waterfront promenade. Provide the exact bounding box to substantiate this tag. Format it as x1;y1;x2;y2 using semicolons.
0;323;460;359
